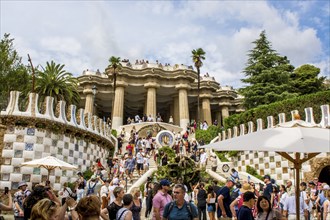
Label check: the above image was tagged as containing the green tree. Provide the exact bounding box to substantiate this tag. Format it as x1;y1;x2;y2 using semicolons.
108;56;121;92
289;64;326;95
35;61;80;105
240;31;296;109
191;48;206;123
0;33;29;109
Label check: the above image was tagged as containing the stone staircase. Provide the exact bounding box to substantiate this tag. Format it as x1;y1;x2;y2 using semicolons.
122;154;158;192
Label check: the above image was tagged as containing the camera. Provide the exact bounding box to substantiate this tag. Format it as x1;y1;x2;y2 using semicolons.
4;187;9;195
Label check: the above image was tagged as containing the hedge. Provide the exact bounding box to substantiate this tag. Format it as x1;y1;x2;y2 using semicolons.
224;90;330;129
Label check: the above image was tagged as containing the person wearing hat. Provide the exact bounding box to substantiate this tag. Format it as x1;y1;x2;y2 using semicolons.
263;175;273;201
230;183;254;219
217;178;235;219
13;181;30;219
152;179;172;220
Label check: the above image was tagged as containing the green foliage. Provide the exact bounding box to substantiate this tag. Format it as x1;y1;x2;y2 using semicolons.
83;169;93;180
195;125;222;144
227;151;239;157
240;30;296;109
215;152;229;162
246;165;263;180
158;146;176;159
225;90;330;129
0;33;30;110
191;48;206;68
290;64;326;95
111;129;117;137
35;61;80;106
154;146;211;189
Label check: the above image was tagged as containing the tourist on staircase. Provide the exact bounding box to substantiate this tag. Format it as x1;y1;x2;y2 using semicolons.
136;148;145;176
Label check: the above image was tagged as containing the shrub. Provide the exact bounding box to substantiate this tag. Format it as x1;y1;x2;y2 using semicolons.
225;90;330;129
246;165;263;180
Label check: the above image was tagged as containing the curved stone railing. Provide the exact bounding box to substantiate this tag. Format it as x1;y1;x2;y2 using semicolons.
0;91;116;147
215;104;330;141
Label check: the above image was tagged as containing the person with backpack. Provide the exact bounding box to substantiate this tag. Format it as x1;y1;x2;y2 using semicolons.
116;194;134;220
162;184;198;220
86;175;104;196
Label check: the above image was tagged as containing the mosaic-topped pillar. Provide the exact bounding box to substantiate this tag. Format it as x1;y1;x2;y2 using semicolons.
144;82;159;120
112;86;125;129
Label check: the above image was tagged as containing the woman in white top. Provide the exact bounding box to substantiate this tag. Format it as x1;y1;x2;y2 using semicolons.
279;184;288;214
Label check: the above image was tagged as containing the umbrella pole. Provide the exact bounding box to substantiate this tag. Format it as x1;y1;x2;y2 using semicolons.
47;169;50;181
295;152;301;220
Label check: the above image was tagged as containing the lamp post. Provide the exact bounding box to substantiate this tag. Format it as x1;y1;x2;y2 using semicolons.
92;85;97;114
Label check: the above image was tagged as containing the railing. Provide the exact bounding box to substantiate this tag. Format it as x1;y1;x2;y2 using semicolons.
0;91;117;147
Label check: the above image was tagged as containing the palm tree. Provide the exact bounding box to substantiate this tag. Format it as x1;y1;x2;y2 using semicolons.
191;48;206;126
108;56;121;92
35;61;80;106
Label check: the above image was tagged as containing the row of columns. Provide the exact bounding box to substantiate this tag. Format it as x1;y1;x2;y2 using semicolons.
84;83;230;130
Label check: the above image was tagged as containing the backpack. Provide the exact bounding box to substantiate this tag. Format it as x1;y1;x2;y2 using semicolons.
86;182;97;195
231;188;240;202
166;201;193;219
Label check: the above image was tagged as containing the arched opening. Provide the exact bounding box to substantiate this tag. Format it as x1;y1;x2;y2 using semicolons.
318;165;330;185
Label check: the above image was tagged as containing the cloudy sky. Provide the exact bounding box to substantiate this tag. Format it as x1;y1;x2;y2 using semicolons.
1;0;329;89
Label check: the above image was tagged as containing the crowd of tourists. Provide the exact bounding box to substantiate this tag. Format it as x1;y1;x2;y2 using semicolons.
1;121;329;220
1;173;330;220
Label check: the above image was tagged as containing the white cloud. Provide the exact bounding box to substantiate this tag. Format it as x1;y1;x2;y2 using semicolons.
1;0;328;88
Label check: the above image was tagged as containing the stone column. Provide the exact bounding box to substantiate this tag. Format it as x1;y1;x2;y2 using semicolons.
112;86;125;129
176;84;190;130
84;92;94;114
202;98;212;125
219;98;230;126
173;96;179;126
221;105;229;121
144;82;159;120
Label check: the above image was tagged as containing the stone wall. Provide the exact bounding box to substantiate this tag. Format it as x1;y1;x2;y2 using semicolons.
0;91;116;191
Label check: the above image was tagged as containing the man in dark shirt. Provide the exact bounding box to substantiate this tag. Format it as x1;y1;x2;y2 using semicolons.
217;179;235;218
237;191;255;220
263;175;273;200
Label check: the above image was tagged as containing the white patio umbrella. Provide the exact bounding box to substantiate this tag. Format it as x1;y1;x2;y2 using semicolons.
202;120;330;220
21;156;78;180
